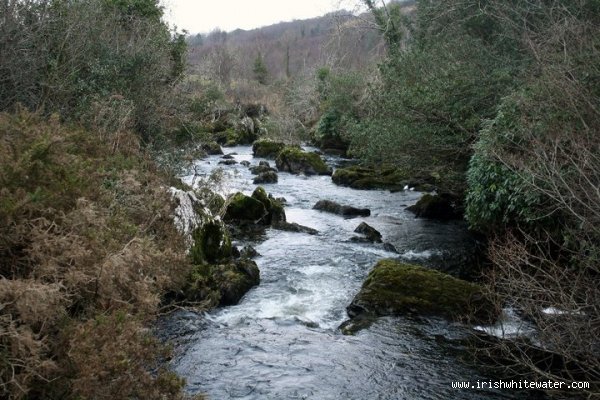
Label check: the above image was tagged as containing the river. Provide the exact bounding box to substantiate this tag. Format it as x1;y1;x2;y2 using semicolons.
161;145;543;400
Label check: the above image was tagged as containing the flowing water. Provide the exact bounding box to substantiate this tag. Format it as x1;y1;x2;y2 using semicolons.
162;145;541;400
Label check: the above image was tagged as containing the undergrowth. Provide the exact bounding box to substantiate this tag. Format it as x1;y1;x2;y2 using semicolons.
0;111;201;399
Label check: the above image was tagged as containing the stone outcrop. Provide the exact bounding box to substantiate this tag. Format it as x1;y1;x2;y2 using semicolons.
313;199;370;217
276;147;332;176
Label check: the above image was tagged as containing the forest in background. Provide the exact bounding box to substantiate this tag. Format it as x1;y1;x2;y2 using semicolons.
1;0;598;398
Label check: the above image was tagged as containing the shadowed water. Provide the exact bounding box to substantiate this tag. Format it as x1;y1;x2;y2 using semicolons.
162;146;541;400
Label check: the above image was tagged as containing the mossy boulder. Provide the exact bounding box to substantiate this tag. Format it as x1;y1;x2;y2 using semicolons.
406;193;460;220
189;219;232;264
253;171;278;184
276;147;332;176
332;165;435;191
185;259;260;306
223;188;285;226
213;259;260;305
224;192;267;223
249;164;277;175
251;186;286;225
252;140;286;158
201;141;223;155
313;199;370;217
346;259;496;326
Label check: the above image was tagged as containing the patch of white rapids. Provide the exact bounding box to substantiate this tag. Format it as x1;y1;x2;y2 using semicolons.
167;145;537;400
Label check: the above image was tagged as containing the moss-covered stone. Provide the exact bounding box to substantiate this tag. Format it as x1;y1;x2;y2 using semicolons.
249;164;277;175
332;164;435;191
201;141;223;155
185;259;260;306
253;171;278;184
213;259;260;305
406;193;460;220
189;219;232;264
346;259;496;325
275;147;332;176
251;186;286;225
224;192;266;222
252;140;286;158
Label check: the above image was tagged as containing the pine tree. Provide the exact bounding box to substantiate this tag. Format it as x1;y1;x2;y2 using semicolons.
253;52;268;84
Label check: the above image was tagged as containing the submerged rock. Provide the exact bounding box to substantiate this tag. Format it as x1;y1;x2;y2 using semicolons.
252;139;286;158
354;222;382;243
272;221;318;235
249;164;277;175
313;199;370;217
218;159;237;166
253;171;278;184
406;193;460;220
240;160;251;167
276;147;332;176
343;259;496;333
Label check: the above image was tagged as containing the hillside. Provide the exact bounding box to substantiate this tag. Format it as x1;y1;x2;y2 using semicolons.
187;11;386;83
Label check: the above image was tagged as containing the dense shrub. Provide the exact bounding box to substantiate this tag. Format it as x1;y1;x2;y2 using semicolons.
0;111;196;399
0;0;185;140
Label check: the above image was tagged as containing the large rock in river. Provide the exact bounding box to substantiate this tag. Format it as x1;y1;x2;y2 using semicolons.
344;259;496;330
224;192;267;223
406;193;461;220
276;147;332;176
252;139;287;158
332;164;435;191
253;170;278;184
223;187;285;226
185;258;260;306
313;199;370;217
353;222;382;243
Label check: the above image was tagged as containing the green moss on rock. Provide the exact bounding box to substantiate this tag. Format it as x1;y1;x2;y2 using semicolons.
201;141;223;155
275;147;332;176
251;187;286;225
224;192;266;222
347;259;496;324
185;259;260;306
332;164;435;191
252;140;286;158
189;219;232;264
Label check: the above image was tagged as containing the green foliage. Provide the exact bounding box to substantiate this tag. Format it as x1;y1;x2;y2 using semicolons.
315;69;365;149
253;52;269;85
0;0;186;140
345;0;527;192
465;95;547;232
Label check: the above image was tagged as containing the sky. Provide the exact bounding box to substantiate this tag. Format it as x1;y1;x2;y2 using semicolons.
163;0;349;34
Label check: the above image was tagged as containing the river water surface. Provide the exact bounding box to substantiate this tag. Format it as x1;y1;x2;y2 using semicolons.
162;145;541;400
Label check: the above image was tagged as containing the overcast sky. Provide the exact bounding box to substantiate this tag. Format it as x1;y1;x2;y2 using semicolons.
164;0;350;34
